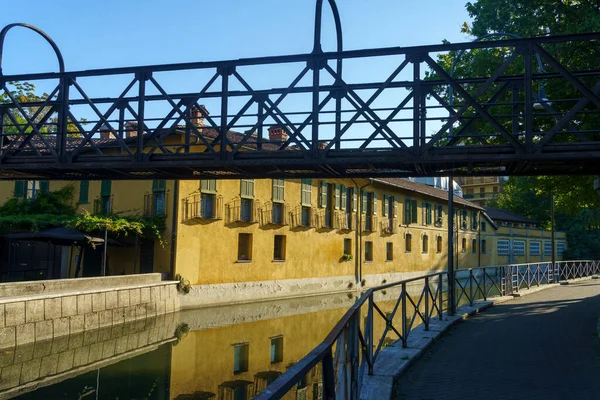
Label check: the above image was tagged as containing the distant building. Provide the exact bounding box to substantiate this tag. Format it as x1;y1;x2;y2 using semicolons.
458;176;507;206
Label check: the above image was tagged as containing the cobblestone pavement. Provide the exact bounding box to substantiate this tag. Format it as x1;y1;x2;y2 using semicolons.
393;280;600;400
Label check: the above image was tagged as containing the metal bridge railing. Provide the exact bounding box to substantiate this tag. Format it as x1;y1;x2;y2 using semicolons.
256;260;600;400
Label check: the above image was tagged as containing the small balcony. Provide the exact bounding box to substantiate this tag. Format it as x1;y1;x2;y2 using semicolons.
226;198;260;224
144;192;169;217
335;211;356;231
260;202;290;226
290;206;316;228
362;215;378;233
380;217;397;235
181;193;222;221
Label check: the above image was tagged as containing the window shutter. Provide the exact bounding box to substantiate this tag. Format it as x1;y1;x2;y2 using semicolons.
393;196;397;217
39;180;49;192
301;179;312;206
201;179;217;193
273;179;285;202
372;192;377;215
411;199;418;223
152;180;166;192
14;181;24;198
101;180;112;197
382;195;388;217
79;181;89;204
340;185;346;211
241;179;254;199
404;199;410;224
352;189;357;212
361;190;367;214
319;181;328;208
334;184;340;210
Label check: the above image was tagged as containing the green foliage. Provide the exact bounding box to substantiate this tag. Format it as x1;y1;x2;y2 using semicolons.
175;274;191;294
341;253;353;262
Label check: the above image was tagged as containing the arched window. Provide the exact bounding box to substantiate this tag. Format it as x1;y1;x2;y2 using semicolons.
461;237;467;253
405;233;412;252
436;236;443;253
422;235;428;254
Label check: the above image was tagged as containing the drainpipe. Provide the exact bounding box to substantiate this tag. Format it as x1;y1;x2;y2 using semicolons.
448;174;455;316
352;178;372;286
169;180;180;280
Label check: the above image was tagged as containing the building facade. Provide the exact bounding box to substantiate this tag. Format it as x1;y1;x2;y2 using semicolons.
458;176;507;206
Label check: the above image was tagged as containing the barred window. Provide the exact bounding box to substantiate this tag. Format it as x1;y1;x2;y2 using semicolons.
529;241;541;256
544;241;552;256
513;240;525;256
498;239;510;256
557;242;566;256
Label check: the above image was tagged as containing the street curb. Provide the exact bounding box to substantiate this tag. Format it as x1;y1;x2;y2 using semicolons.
361;282;566;400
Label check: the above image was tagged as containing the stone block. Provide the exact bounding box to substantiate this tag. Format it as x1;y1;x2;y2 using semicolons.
92;292;106;313
39;353;59;378
102;339;116;358
118;290;130;308
98;310;113;328
73;346;90;367
14;342;34;363
0;305;5;328
168;285;177;299
33;340;52;359
150;286;160;302
77;294;92;315
83;330;98;346
88;342;103;363
113;308;126;325
105;291;118;310
145;302;157;318
124;306;136;322
0;363;22;390
84;312;99;331
138;329;149;347
147;327;158;344
98;327;112;342
0;327;16;349
57;349;75;373
136;305;146;320
70;315;85;334
140;287;150;304
35;320;54;342
0;349;14;368
45;298;62;320
25;300;44;324
156;300;166;315
5;302;25;327
160;285;168;301
20;357;41;384
115;336;128;354
68;332;84;350
51;336;70;354
127;333;139;351
111;325;124;339
157;326;168;341
16;323;35;346
166;298;175;313
61;296;78;317
54;317;70;338
130;289;141;306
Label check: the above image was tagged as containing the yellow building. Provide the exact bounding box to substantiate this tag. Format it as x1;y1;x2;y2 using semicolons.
0;173;567;308
458;176;506;206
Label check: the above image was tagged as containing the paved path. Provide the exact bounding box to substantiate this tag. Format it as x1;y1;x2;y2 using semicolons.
393;280;600;400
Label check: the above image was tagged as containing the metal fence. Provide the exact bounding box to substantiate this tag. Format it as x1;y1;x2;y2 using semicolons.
256;260;600;400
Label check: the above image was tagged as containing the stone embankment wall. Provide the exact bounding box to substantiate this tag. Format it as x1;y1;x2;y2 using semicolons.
0;274;179;349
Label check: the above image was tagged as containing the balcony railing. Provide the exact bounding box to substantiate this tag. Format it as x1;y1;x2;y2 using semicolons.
144;192;169;217
93;195;113;215
260;202;290;226
181;193;223;221
290;206;317;229
335;211;356;231
226;198;260;224
314;209;335;230
380;217;397;235
362;215;378;232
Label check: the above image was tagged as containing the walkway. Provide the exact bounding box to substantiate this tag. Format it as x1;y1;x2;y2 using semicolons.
393;280;600;400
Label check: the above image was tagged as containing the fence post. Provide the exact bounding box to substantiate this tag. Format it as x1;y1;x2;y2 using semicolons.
469;269;474;306
438;274;443;320
322;349;336;400
482;268;487;301
401;282;407;348
367;294;374;375
424;277;430;331
527;266;531;289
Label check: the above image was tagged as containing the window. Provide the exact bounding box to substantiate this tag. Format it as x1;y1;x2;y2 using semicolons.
201;179;217;194
16;180;45;200
79;181;89;204
404;198;418;225
493;186;498;194
240;199;253;222
436;236;442;253
343;238;352;256
435;204;443;226
405;233;412;252
270;336;283;364
471;211;478;230
233;343;249;373
320;181;333;228
301;179;312;206
200;180;216;219
273;235;286;261
365;241;373;262
272;203;284;225
334;184;341;210
386;242;393;261
461;237;467;253
498;239;510;255
99;180;112;214
544;241;552;256
513;240;525;256
472;239;477;254
301;206;311;227
557;242;566;256
481;221;487;232
152;180;166;216
460;209;468;229
422;235;429;254
272;179;285;203
481;239;487;254
530;241;541;256
241;179;255;199
364;192;376;231
238;233;252;261
423;202;433;225
479;187;485;197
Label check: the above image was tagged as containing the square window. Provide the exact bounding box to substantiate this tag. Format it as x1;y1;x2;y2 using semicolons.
301;206;311;226
386;242;393;261
405;233;412;252
481;239;487;254
270;336;283;363
272;203;284;224
344;238;352;256
436;236;442;253
233;343;249;373
422;235;429;254
238;233;252;261
240;198;253;222
365;241;373;262
201;193;215;218
472;239;477;254
274;235;286;261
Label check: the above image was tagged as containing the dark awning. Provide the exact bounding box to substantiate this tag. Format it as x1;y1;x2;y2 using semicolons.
3;227;104;246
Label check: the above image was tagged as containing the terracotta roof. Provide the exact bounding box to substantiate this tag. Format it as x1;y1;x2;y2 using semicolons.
484;207;538;224
373;178;483;210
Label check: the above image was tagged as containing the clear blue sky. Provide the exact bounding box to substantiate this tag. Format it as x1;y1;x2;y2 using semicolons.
1;1;472;74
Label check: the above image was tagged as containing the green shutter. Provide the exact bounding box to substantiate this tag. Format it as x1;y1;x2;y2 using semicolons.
404;199;410;224
361;190;367;214
14;181;25;198
372;192;377;215
411;199;418;223
319;181;328;208
201;180;216;193
334;184;340;210
301;179;312;206
340;185;346;211
39;180;49;192
382;195;388;217
241;179;254;199
152;180;166;192
101;180;112;196
393;196;397;217
352;189;357;212
272;179;285;202
79;180;89;204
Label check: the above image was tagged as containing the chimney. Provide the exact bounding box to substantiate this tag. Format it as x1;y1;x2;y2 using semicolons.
268;125;289;142
190;105;208;127
125;121;138;138
99;125;113;140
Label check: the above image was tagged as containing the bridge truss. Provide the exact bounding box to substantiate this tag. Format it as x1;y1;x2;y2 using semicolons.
1;4;600;180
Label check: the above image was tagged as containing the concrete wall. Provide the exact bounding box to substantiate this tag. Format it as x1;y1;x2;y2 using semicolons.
0;274;179;349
